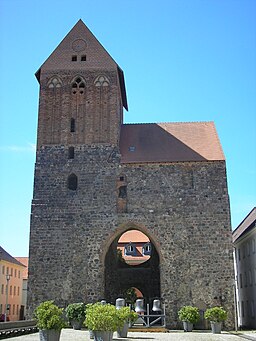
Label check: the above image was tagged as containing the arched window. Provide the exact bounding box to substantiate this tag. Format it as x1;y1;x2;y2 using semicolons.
94;75;110;87
142;242;151;256
124;242;136;256
48;77;62;88
71;77;85;94
68;173;78;191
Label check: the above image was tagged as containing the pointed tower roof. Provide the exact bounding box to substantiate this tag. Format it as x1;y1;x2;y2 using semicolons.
36;19;128;110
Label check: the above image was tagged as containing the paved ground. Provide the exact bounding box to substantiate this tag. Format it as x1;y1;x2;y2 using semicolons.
6;329;256;341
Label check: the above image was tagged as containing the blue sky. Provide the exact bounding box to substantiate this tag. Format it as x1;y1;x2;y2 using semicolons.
0;0;255;256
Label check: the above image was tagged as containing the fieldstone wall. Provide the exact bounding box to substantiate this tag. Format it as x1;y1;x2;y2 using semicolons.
28;145;234;329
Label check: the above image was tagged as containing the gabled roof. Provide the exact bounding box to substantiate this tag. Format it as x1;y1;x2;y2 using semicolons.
120;122;225;163
118;230;150;243
232;207;256;243
35;19;128;110
15;257;29;279
0;246;26;267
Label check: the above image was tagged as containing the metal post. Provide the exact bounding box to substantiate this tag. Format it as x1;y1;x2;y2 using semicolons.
4;274;11;322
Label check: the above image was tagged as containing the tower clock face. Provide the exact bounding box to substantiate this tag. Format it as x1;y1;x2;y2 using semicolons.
72;39;87;52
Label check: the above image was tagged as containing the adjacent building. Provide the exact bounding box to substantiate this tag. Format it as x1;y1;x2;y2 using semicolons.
15;257;29;320
233;207;256;329
28;20;235;328
0;247;25;321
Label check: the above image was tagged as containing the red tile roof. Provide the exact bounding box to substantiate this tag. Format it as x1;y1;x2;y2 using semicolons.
120;122;225;163
118;230;150;243
15;257;28;279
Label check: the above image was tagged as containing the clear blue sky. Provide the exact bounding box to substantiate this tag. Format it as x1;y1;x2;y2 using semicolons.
0;0;255;257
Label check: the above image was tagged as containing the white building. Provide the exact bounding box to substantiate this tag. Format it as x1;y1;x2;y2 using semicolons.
233;207;256;329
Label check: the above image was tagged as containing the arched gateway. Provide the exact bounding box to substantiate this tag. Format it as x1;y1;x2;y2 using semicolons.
28;20;235;329
104;223;161;304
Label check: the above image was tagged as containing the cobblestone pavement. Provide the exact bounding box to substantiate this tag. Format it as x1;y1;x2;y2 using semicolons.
6;329;256;341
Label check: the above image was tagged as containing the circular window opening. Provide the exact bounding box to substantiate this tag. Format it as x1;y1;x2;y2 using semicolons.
117;230;151;266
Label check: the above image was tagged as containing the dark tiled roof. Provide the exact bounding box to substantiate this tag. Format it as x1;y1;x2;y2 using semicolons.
232;207;256;243
0;246;26;267
120;122;225;163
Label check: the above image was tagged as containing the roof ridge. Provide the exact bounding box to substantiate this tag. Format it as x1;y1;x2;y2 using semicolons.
123;121;214;125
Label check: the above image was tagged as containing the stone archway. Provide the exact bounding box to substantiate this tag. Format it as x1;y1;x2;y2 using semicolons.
104;225;161;305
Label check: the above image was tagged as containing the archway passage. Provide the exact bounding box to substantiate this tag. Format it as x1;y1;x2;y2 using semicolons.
104;228;160;305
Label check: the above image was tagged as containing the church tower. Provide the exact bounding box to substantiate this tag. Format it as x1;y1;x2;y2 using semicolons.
28;20;128;312
28;20;235;329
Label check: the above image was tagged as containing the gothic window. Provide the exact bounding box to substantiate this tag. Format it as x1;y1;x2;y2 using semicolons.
94;75;110;87
70;118;75;132
81;55;86;61
68;173;78;191
48;77;62;88
71;77;85;94
72;55;77;61
68;147;75;159
124;243;136;256
142;242;151;256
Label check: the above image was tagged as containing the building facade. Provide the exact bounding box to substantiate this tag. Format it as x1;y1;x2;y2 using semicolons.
0;247;25;321
28;20;235;328
233;208;256;329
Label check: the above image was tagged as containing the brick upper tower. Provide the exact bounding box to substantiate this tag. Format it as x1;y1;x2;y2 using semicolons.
35;19;127;148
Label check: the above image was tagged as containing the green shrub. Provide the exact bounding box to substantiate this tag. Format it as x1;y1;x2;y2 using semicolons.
178;306;200;324
65;302;86;321
117;307;138;324
85;303;124;331
34;301;67;331
204;307;227;322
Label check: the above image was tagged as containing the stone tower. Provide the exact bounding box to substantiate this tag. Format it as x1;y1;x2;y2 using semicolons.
28;20;235;328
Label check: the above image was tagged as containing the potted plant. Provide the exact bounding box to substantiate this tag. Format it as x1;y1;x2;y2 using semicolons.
116;307;138;338
65;302;86;330
85;303;123;341
178;305;200;332
204;306;227;334
34;301;67;341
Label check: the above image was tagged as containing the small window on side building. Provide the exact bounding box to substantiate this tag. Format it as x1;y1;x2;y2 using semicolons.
72;55;77;61
68;174;78;191
70;118;75;132
68;147;75;159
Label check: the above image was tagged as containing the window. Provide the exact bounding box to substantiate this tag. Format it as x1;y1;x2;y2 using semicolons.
238;248;241;261
18;271;20;278
249;270;252;286
241;301;244;317
70;118;75;132
68;174;78;191
81;55;86;61
68;147;75;159
12;304;15;315
16;305;19;315
128;146;136;152
120;176;124;181
17;286;20;296
14;269;17;277
118;185;127;199
71;77;85;94
10;286;12;295
10;268;13;276
240;273;243;288
1;284;4;295
245;272;248;287
72;55;77;61
2;265;4;274
94;75;110;87
14;286;16;296
142;242;151;255
124;243;136;256
0;304;2;314
6;267;9;275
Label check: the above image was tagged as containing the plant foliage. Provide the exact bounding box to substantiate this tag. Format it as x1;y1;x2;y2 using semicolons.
34;301;67;331
65;302;86;321
204;307;227;322
178;306;200;324
117;307;138;324
85;303;128;331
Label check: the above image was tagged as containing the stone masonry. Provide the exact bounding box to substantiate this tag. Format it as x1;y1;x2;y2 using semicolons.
28;20;235;329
